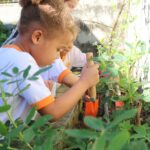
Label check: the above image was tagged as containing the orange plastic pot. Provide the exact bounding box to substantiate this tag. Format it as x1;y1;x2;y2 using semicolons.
84;100;99;117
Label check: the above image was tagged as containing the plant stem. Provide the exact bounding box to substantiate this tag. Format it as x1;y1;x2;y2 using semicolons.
135;100;142;126
7;112;33;150
7;147;18;150
0;84;33;150
109;0;126;53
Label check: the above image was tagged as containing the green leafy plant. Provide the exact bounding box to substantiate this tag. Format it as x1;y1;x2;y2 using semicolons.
0;21;10;46
61;0;150;149
64;110;150;150
0;66;59;150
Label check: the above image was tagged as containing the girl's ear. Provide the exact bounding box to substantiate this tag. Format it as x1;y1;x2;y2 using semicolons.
32;30;43;44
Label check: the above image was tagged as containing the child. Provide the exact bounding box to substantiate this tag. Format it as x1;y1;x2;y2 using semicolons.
3;0;86;71
2;0;87;96
62;0;86;69
44;0;87;95
0;0;99;122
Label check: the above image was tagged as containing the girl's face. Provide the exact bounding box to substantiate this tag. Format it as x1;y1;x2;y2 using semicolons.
31;31;74;67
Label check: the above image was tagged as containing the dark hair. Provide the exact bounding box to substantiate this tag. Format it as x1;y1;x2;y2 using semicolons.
18;0;78;38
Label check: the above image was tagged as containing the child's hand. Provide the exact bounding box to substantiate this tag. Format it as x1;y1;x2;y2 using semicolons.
80;64;99;88
44;80;53;91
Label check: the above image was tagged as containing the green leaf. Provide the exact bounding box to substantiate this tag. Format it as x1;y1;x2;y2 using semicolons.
125;42;133;49
0;105;11;112
42;128;56;137
15;84;30;96
33;147;42;150
127;140;148;150
131;125;148;140
25;107;36;124
28;76;38;81
87;143;93;150
92;133;106;150
119;121;133;131
1;89;6;101
134;125;147;136
31;66;51;77
0;79;9;83
93;55;110;62
0;121;8;135
1;72;13;77
12;67;19;74
106;109;137;130
131;134;145;139
23;127;35;143
7;79;23;85
7;125;25;138
107;67;118;77
112;54;127;62
142;89;150;102
64;138;86;150
32;115;53;129
0;92;13;97
41;137;53;150
84;116;104;131
23;65;31;78
119;77;128;88
33;130;56;150
107;130;130;150
65;129;98;139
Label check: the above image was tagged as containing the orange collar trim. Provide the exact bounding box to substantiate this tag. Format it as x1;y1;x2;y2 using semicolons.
3;44;22;51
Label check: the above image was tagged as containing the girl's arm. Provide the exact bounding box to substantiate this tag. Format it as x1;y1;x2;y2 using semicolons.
39;64;99;121
61;72;79;87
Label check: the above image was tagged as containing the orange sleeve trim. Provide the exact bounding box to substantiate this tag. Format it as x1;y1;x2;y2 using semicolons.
3;44;22;51
58;69;72;83
31;96;55;110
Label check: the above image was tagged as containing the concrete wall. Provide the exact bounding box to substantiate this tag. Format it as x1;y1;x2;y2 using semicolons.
0;0;149;50
126;0;150;48
72;0;124;54
74;0;150;51
0;3;21;24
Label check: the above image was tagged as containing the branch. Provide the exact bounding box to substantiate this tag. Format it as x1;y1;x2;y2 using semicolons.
109;0;126;52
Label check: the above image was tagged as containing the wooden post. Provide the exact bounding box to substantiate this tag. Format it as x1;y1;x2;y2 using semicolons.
86;52;96;100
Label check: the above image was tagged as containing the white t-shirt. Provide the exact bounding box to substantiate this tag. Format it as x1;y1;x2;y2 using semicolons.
50;46;87;96
0;45;71;122
63;45;86;69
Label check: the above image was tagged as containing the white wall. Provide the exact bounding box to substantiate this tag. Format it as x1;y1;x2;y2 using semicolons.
73;0;150;49
126;0;150;48
0;1;149;48
0;3;21;24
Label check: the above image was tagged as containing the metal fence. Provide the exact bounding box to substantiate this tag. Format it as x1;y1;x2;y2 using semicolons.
0;0;19;3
